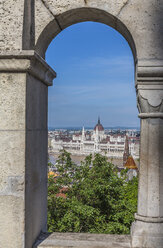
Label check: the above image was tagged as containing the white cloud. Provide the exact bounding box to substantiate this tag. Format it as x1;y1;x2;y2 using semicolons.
70;55;134;70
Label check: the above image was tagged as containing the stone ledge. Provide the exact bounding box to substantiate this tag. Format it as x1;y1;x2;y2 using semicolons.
0;51;56;86
34;233;131;248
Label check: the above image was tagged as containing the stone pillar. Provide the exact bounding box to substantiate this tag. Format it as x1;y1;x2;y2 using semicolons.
131;60;163;248
0;51;56;248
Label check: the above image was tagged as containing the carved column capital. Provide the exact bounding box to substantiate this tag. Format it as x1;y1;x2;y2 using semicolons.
136;60;163;118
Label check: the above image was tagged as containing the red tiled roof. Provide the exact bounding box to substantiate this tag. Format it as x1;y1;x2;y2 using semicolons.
56;193;66;199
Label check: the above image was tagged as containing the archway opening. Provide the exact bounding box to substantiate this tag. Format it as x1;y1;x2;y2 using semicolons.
45;20;139;234
35;7;137;62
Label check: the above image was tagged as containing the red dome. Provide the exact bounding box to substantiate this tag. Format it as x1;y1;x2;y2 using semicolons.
94;117;104;131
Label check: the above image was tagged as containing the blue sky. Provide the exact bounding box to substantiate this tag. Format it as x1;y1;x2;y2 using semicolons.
46;22;139;128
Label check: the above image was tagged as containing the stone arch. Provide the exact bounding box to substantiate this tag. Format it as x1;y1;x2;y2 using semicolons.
33;6;163;248
35;7;137;63
0;1;163;248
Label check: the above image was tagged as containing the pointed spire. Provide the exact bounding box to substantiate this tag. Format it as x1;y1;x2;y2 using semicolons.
123;135;130;166
125;135;129;151
95;126;99;142
82;126;85;141
94;116;104;131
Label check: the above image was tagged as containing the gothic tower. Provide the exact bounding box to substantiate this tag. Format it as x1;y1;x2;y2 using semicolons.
123;135;129;166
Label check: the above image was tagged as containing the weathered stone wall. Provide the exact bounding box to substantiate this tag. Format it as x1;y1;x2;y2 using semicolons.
0;52;56;248
0;73;26;248
0;0;162;60
0;1;24;51
35;0;163;60
25;73;49;248
0;1;163;248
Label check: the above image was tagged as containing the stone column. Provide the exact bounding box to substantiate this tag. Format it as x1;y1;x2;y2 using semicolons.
0;51;56;248
131;60;163;248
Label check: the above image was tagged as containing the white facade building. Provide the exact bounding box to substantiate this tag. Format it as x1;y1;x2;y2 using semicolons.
50;118;139;159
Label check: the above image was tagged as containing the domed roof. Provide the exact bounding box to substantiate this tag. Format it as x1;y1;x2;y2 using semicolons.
94;117;104;131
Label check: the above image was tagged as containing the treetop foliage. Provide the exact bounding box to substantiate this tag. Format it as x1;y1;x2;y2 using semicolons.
48;150;138;234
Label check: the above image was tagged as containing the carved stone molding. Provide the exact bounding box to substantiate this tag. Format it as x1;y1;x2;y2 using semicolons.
136;59;163;85
0;51;56;86
137;86;163;114
136;60;163;118
135;214;163;223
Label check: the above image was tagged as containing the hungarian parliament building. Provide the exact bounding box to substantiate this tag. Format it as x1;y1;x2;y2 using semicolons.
49;118;140;160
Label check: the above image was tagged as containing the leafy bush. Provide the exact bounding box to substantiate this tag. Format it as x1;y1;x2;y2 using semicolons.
48;150;138;234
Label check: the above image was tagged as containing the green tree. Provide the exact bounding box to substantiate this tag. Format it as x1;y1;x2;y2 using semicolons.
48;150;138;234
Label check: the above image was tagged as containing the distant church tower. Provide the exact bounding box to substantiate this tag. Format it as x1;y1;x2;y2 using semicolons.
82;126;85;141
80;126;85;152
98;116;100;125
93;116;104;142
123;135;129;166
